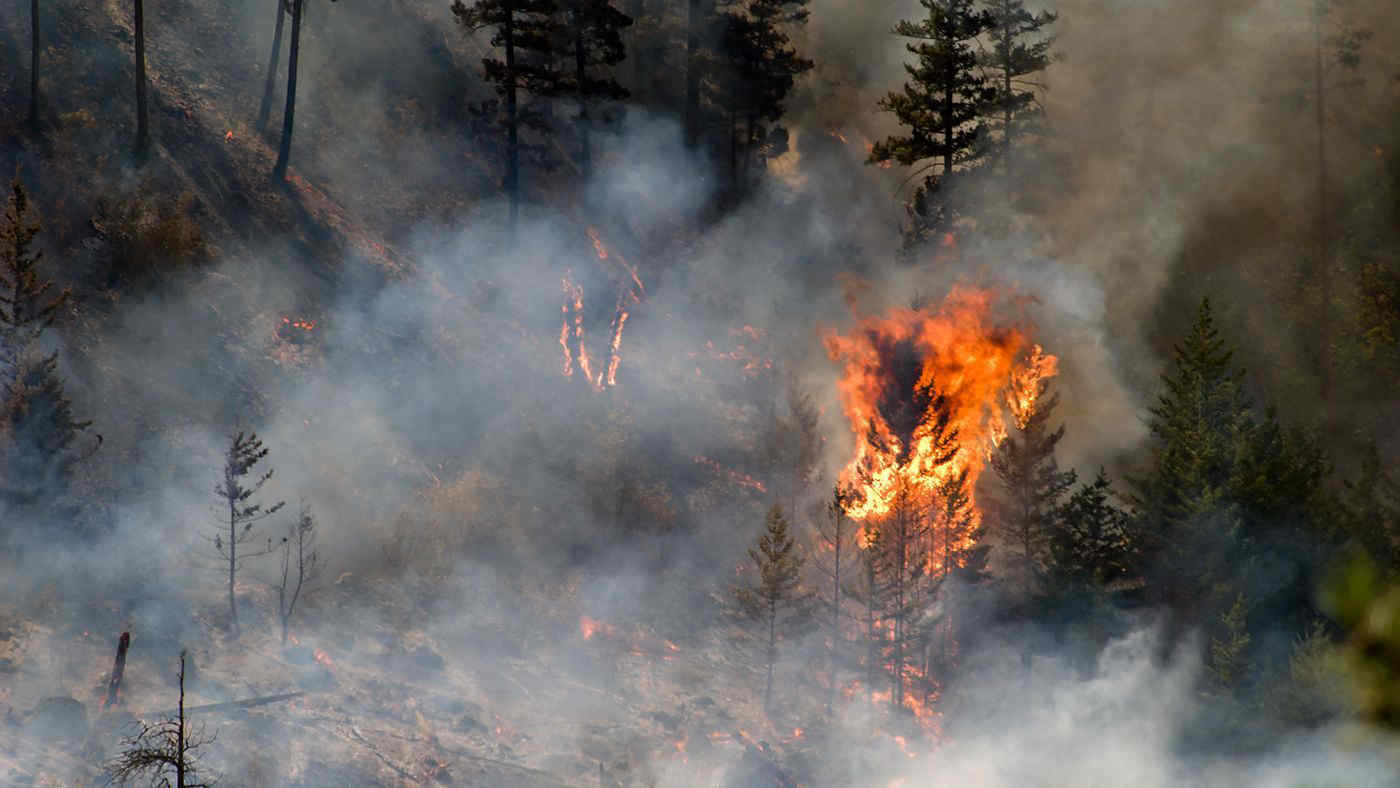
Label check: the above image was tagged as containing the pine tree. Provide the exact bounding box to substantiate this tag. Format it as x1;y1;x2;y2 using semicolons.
870;0;991;247
454;0;562;235
733;505;812;714
978;0;1054;172
1;179;67;368
553;0;632;178
256;0;289;132
986;364;1075;595
1340;443;1400;567
710;0;811;188
0;179;94;541
683;0;714;149
1133;297;1254;654
209;432;285;636
1052;469;1134;588
876;474;931;713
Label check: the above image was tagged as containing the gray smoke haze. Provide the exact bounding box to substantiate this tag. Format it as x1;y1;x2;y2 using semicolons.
2;0;1399;783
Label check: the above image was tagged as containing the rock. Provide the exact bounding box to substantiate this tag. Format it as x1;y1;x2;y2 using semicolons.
28;696;88;744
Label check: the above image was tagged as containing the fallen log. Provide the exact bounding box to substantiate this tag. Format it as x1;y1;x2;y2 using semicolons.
138;691;305;719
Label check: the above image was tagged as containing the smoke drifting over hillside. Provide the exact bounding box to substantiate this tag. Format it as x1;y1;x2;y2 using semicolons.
1;0;1398;784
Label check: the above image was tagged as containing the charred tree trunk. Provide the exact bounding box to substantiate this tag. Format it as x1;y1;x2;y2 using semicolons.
176;652;187;788
257;0;287;132
272;0;304;182
104;631;131;708
1313;0;1332;404
29;0;40;130
574;16;592;179
135;0;149;156
227;495;239;635
683;0;703;149
504;0;520;236
826;504;845;717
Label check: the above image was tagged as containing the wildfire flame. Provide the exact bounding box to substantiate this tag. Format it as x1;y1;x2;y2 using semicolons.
824;284;1055;526
559;228;645;390
225;130;234;143
313;648;334;668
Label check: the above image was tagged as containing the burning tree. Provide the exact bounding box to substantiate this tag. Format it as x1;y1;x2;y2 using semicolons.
813;485;856;716
985;345;1075;597
208;431;285;636
824;285;1058;720
733;505;814;715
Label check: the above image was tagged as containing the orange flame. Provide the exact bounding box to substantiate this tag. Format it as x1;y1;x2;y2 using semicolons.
580;615;616;641
225;130;234;143
313;648;334;668
560;229;645;390
824;285;1055;525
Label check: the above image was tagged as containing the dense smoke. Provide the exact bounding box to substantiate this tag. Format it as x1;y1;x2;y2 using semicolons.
1;0;1398;784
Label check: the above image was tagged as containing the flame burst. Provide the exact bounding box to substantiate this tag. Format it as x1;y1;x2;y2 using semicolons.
824;285;1056;526
560;229;644;390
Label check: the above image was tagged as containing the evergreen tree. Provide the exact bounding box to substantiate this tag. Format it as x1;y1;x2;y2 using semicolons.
553;0;632;178
874;475;930;713
978;0;1054;171
1133;298;1252;646
733;505;812;714
209;431;285;636
0;180;94;541
683;0;713;149
1339;443;1400;568
1;180;67;367
870;0;991;247
927;465;984;683
1052;469;1134;588
709;0;811;188
986;361;1075;595
256;0;289;132
454;0;562;234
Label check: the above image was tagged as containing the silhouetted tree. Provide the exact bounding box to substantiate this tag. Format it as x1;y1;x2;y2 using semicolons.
871;0;991;246
683;0;713;149
710;0;811;187
135;0;150;155
978;0;1054;169
209;431;284;636
733;505;812;714
454;0;562;236
29;0;40;130
257;0;289;132
106;652;214;788
554;0;632;178
1051;469;1134;588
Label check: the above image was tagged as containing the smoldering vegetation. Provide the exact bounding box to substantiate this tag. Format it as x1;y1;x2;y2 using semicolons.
2;0;1400;784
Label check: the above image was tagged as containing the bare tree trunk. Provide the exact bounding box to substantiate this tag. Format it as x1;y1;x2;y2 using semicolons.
826;504;844;716
683;0;703;149
1313;0;1332;404
29;0;40;130
504;0;520;237
257;0;287;132
765;599;777;714
176;652;187;788
574;14;592;179
272;0;303;182
228;498;239;635
135;0;149;155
